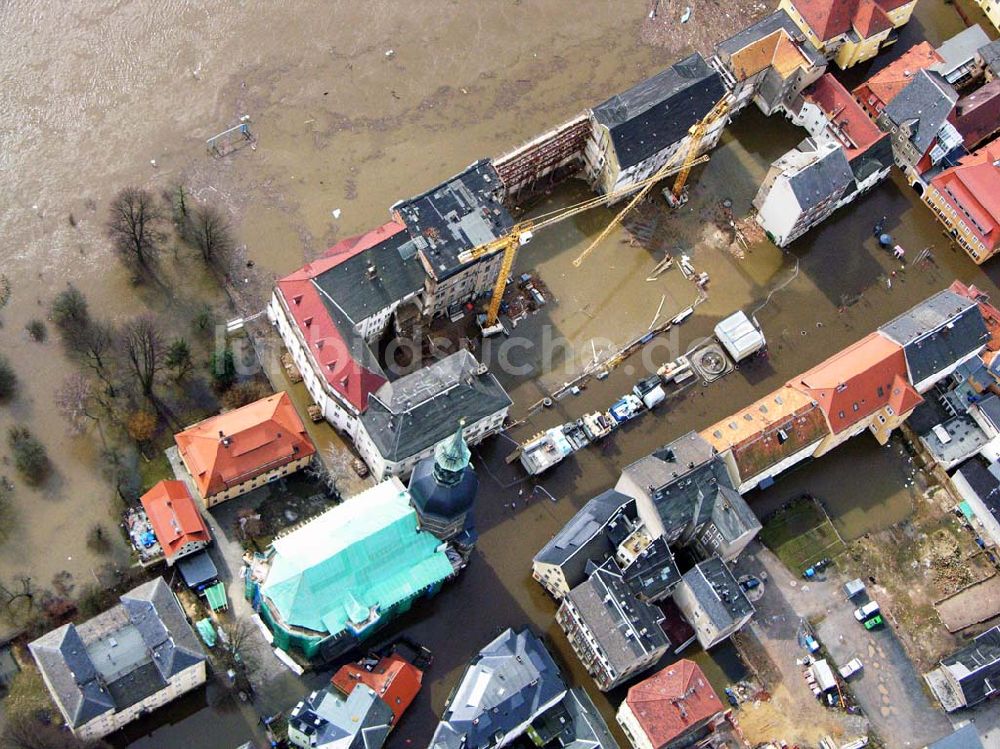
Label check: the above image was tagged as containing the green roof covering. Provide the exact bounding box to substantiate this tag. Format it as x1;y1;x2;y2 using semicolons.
204;582;228;612
196;618;217;647
261;478;454;637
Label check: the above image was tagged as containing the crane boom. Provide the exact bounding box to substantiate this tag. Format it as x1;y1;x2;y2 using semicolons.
670;95;731;202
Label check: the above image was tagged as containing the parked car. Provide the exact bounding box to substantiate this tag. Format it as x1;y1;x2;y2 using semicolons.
838;658;863;679
854;601;880;622
863;614;884;631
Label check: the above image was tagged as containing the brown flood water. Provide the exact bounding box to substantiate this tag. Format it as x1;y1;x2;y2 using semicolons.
2;1;998;747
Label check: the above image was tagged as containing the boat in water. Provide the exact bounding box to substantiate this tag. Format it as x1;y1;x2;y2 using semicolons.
609;394;644;425
520;426;575;475
562;420;591;451
581;411;614;441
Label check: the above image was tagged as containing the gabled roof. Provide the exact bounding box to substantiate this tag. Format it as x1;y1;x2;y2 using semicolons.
930;140;1000;252
882;70;958;153
804;74;889;161
785;141;854;211
788;0;908;43
260;478;453;638
879;288;988;386
624;660;724;749
360;350;511;464
955;79;1000;150
565;562;669;675
853;42;943;109
702;386;830;483
276;224;403;412
140;480;211;559
533;490;636;589
791;332;919;434
331;654;422;723
716;9;825;74
979;38;1000;79
940;625;1000;706
950;281;1000;352
175;392;315;498
592;54;725;170
430;628;566;749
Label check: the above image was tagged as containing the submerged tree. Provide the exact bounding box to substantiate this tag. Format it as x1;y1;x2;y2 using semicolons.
121;316;163;398
7;427;50;485
0;353;16;401
191;203;235;274
106;187;166;273
50;284;90;341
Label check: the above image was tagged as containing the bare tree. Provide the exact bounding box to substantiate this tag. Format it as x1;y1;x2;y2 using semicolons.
3;715;109;748
55;373;99;436
192;203;235;274
106;187;165;272
121;316;163;398
79;320;118;394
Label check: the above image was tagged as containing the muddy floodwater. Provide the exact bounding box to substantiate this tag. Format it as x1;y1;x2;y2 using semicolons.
2;1;999;747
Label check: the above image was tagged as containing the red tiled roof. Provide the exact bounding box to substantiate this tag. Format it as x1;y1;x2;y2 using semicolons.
790;0;905;42
854;0;892;37
954;79;1000;151
175;392;316;499
331;655;422;723
852;42;943;112
951;281;1000;351
140;480;211;559
275;223;403;412
930;141;1000;252
804;74;889;160
791;333;920;434
625;660;724;749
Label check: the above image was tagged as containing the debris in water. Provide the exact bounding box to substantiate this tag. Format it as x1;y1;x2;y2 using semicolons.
385;49;395;57
332;208;342;219
681;6;691;22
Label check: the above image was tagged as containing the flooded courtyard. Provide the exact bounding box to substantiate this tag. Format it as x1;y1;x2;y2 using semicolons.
1;0;999;747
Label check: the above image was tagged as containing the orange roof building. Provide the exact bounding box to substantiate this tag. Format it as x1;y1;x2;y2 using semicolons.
616;660;726;749
175;392;316;506
331;654;423;724
789;333;921;451
140;480;211;564
853;42;943;117
924;141;1000;264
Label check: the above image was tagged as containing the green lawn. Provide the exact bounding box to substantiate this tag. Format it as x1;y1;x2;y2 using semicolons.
139;451;173;493
760;497;847;573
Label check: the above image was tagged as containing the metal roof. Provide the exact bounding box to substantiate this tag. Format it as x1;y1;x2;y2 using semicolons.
260;478;453;638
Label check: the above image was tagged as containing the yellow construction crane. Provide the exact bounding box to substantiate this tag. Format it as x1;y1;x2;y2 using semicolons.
572;94;732;268
457;156;707;330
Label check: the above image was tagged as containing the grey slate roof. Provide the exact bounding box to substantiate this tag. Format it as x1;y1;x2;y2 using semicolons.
879;289;987;386
955;459;1000;519
616;432;734;543
289;685;394;749
927;723;983;749
620;536;680;601
715;9;825;68
787;142;853;211
883;70;958;153
681;557;754;631
392;160;514;281
977;394;1000;434
940;625;1000;707
361;350;510;464
431;628;567;749
592;54;726;170
565;562;669;677
29;578;204;729
557;688;621;749
979;39;1000;79
534;490;636;590
312;228;425;326
707;484;762;546
934;25;991;79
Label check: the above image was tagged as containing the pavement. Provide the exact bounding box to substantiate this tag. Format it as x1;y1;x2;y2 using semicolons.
733;541;953;749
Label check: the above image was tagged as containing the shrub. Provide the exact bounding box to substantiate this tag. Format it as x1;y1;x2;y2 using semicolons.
222;380;272;410
0;355;16;401
125;410;158;444
209;349;236;390
7;427;50;485
50;284;90;339
25;319;46;342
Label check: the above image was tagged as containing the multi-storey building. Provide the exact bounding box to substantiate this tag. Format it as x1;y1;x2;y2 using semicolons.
29;579;206;741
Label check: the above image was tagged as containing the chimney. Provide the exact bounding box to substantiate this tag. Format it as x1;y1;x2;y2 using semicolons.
367;262;377;280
